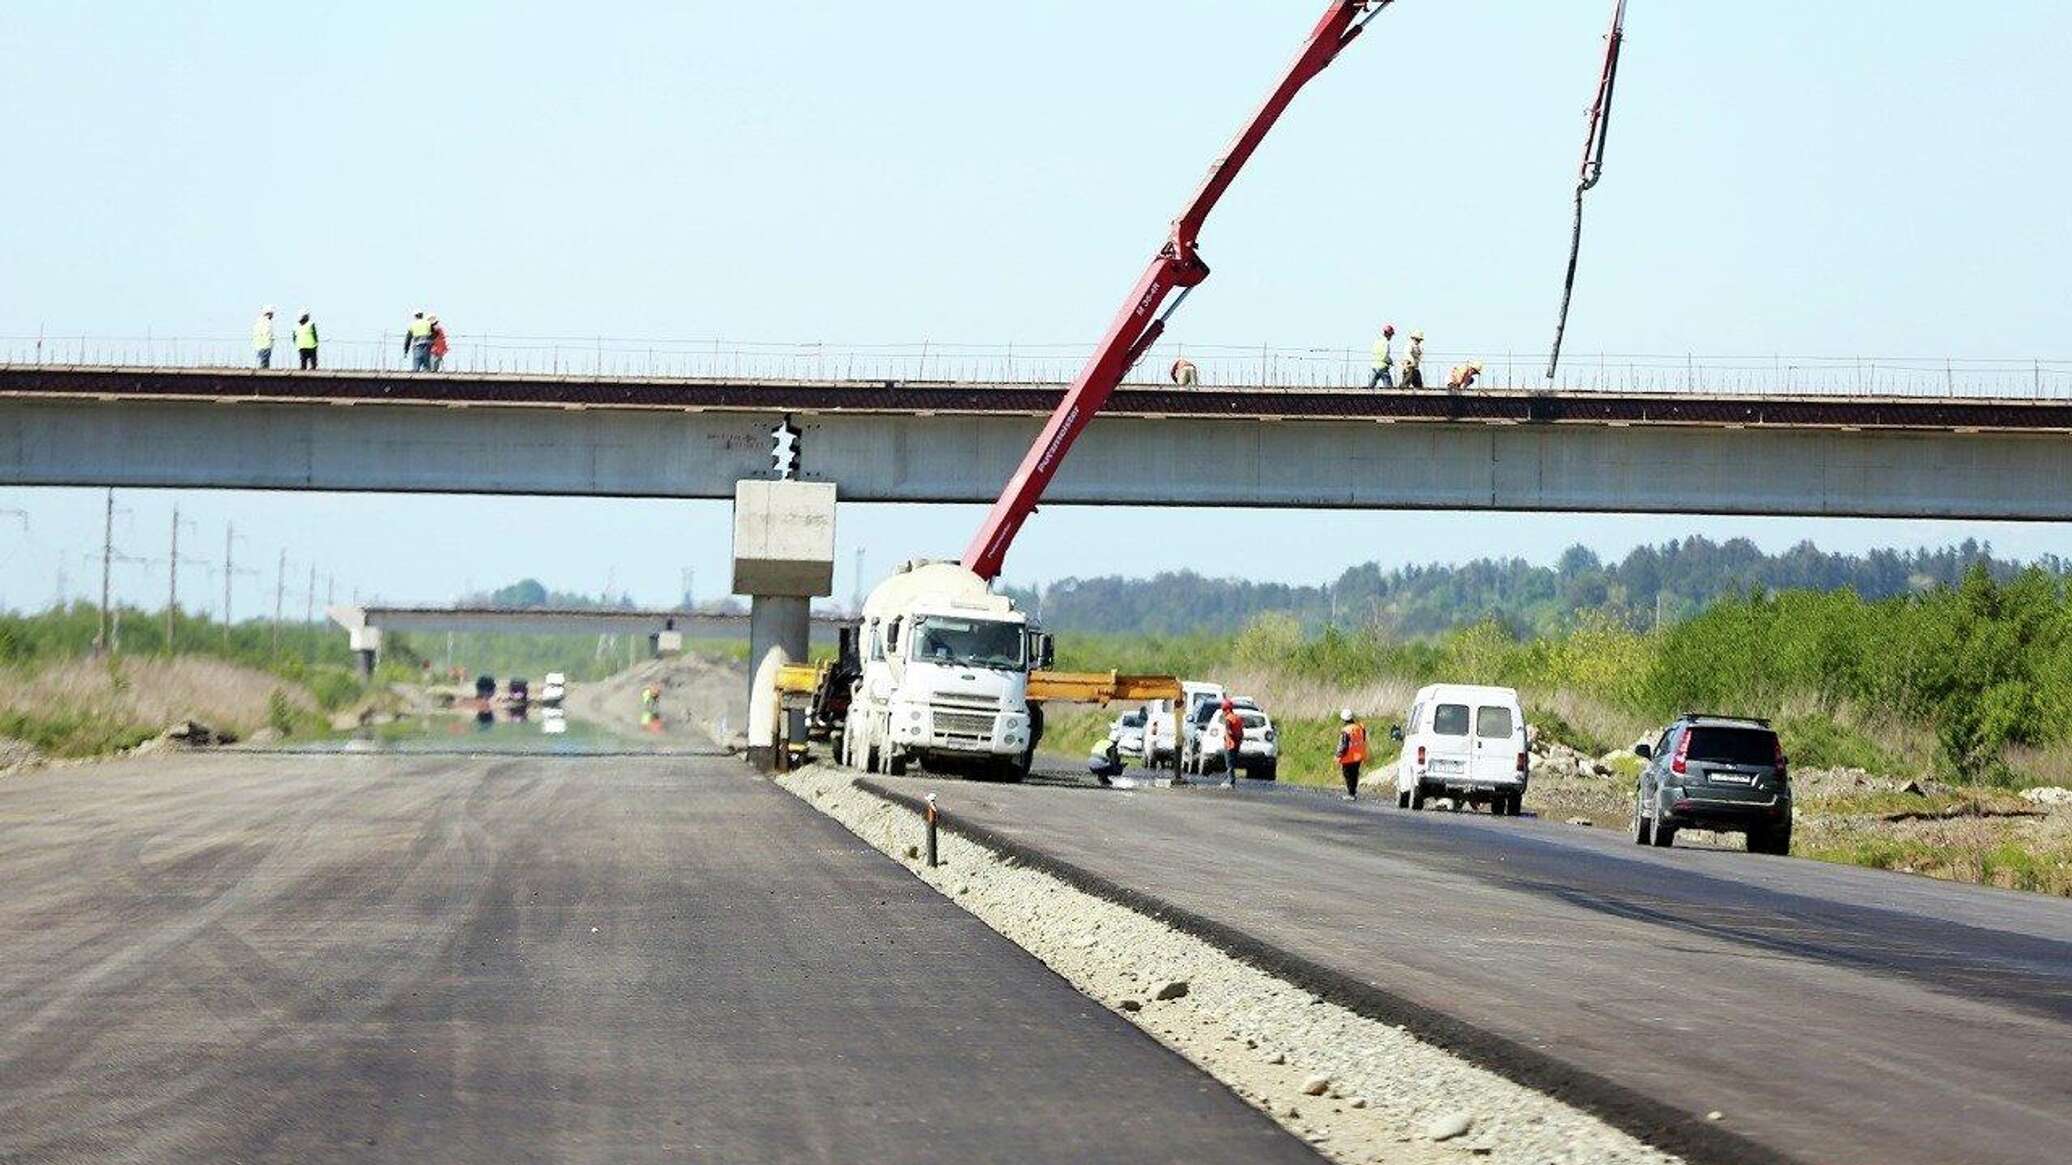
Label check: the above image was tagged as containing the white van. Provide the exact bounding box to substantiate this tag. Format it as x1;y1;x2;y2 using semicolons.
1392;684;1530;816
1145;681;1226;765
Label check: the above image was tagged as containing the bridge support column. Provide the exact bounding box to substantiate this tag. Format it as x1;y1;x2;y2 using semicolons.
732;480;837;770
349;626;382;679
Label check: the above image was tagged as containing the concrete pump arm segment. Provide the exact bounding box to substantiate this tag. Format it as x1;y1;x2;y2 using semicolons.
959;0;1397;581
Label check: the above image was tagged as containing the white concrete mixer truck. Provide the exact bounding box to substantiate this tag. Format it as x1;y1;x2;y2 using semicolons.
840;561;1053;781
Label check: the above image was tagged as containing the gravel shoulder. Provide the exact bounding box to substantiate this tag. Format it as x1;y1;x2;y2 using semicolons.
777;764;1687;1165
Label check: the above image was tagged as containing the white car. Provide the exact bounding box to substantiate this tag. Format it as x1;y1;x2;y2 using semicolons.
1108;709;1148;758
1187;698;1279;781
1392;683;1529;815
540;672;568;708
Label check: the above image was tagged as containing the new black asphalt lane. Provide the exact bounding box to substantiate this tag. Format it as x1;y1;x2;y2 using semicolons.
0;752;1318;1164
862;773;2072;1165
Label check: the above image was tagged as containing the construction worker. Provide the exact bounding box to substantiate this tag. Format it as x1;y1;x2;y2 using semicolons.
1335;708;1368;801
1446;361;1484;391
293;311;319;370
403;310;434;371
1401;330;1426;389
1367;324;1396;389
428;314;449;371
1170;356;1199;387
1088;737;1125;786
251;307;276;369
1219;697;1245;789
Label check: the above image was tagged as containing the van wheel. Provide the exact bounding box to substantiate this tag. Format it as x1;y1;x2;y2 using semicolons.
1409;784;1427;811
1397;789;1411;810
863;743;881;774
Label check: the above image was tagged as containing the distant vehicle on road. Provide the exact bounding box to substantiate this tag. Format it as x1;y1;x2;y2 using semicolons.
474;675;497;701
540;672;567;707
1392;684;1529;815
1188;700;1278;781
1633;714;1793;854
508;678;530;706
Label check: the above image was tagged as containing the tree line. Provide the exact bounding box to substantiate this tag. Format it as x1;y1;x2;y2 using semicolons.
1009;537;2045;638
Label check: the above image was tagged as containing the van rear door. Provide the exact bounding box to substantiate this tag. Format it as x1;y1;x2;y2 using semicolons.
1470;703;1521;784
1427;702;1473;782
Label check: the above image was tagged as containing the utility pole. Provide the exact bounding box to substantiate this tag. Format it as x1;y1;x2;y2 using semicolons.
272;549;287;657
304;562;317;662
165;504;198;654
0;508;26;613
852;547;866;616
167;504;179;653
224;524;235;647
97;489;114;654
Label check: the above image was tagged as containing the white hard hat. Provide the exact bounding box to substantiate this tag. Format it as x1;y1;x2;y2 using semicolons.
1341;708;1354;723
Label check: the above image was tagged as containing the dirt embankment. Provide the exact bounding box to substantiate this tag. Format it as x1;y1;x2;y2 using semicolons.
563;655;747;747
1;656;321;771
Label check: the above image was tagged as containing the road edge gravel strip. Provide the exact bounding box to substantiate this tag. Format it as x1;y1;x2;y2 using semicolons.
855;778;1801;1165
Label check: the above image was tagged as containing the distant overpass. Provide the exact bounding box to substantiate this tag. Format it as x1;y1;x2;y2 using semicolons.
326;604;843;673
9;365;2072;521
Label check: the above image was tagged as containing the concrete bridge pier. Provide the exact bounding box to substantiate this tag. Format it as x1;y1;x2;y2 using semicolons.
732;480;837;770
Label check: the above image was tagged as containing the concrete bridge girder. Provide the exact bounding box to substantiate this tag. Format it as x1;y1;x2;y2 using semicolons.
7;395;2071;522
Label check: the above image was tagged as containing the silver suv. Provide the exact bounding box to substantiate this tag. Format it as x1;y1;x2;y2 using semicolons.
1632;715;1793;855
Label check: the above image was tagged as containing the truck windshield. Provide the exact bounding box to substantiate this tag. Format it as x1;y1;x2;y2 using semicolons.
911;617;1025;669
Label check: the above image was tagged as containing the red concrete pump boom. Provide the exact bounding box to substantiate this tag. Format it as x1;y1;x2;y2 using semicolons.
961;0;1396;581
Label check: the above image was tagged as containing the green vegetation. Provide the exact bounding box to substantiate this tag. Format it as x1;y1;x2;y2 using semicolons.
1013;537;2040;639
0;706;158;758
1055;565;2072;788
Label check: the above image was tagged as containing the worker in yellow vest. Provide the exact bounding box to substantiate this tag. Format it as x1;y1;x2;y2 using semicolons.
293;311;320;370
403;310;434;372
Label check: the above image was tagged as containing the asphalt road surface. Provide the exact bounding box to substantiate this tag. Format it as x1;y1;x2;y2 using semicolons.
0;750;1316;1165
864;773;2072;1165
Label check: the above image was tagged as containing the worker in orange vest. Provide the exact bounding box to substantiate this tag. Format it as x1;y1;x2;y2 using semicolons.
1335;708;1369;801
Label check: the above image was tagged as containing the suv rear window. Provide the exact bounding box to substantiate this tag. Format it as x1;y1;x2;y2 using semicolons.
1686;726;1779;765
1475;706;1514;739
1433;704;1470;737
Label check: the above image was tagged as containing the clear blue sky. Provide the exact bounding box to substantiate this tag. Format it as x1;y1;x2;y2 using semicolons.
3;1;2068;614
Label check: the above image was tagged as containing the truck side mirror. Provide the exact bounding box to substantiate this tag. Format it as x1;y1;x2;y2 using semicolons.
1634;742;1652;760
1035;632;1056;669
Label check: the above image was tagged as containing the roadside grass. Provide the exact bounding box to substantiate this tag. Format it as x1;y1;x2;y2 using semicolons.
0;708;158;758
1798;831;2072;896
0;656;334;759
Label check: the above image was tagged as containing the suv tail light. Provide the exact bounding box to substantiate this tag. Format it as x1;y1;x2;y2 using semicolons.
1516;751;1528;774
1774;738;1789;781
1670;732;1690;776
1416;745;1427;768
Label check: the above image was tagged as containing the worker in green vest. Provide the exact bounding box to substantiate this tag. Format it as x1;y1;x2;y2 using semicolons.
402;310;434;372
293;311;320;370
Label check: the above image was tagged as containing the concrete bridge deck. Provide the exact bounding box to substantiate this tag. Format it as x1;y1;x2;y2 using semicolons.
6;366;2072;521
